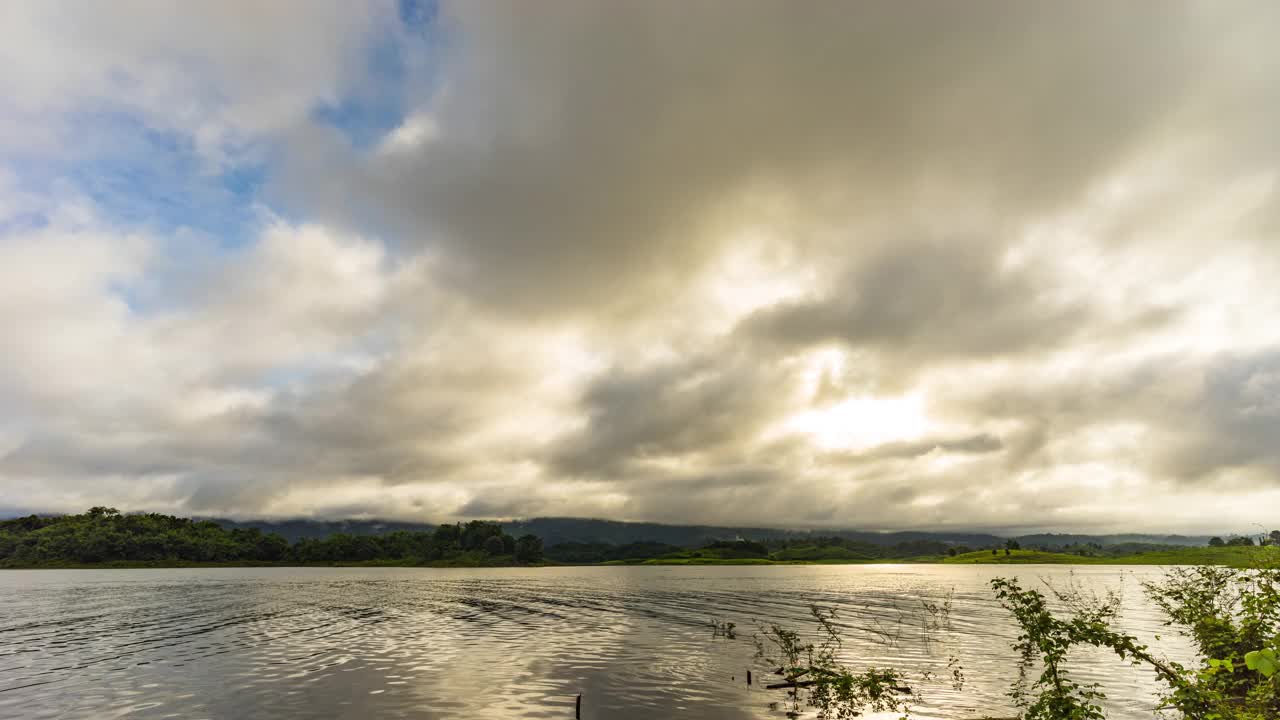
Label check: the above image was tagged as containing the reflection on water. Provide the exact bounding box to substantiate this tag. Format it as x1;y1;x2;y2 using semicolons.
0;565;1193;719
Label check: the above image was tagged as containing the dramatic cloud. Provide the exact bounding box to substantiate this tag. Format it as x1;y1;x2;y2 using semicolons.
3;1;1280;532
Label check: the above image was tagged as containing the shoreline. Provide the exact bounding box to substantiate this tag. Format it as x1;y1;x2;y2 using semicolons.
4;546;1273;570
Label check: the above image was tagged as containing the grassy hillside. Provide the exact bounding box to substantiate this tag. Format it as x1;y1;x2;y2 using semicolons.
944;549;1089;564
770;545;878;562
636;557;780;565
943;546;1278;568
1106;545;1278;568
612;546;1278;567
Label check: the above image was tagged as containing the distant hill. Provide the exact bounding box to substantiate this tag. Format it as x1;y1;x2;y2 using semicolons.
212;518;438;542
211;516;1006;548
1012;533;1211;548
502;518;1007;549
0;511;1222;549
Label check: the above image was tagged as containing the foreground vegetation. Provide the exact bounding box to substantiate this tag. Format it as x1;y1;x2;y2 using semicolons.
723;561;1280;719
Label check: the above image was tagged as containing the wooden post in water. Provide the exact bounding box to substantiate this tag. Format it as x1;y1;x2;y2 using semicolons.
575;693;581;719
747;670;752;686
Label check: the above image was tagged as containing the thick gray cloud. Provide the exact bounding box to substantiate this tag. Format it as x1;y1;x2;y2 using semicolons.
4;2;1280;531
290;1;1261;317
825;433;1004;467
1158;350;1280;482
551;349;797;476
739;242;1088;369
733;235;1187;402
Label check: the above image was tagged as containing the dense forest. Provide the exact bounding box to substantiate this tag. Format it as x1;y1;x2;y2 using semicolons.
0;508;544;567
544;536;980;563
2;509;1275;568
2;509;998;567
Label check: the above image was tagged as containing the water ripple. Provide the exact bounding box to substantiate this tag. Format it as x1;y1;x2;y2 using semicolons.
0;565;1192;719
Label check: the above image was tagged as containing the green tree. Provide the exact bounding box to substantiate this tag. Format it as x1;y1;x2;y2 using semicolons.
1209;536;1226;547
460;520;504;551
483;535;506;555
515;534;543;564
432;523;461;552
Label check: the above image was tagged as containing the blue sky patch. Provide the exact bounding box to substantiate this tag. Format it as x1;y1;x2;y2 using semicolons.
3;109;266;248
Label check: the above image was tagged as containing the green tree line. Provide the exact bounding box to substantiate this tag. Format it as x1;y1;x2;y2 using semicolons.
0;508;543;567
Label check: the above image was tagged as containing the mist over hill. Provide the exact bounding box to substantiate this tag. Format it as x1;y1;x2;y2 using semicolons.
1013;533;1210;548
210;516;1210;549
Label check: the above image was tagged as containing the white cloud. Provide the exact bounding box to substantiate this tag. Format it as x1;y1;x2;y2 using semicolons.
378;112;440;156
3;2;1280;532
0;1;395;163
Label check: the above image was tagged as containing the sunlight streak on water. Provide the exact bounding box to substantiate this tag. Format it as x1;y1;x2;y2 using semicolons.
0;566;1193;719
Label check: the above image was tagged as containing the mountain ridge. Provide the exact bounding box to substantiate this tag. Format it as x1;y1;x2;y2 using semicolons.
209;515;1212;548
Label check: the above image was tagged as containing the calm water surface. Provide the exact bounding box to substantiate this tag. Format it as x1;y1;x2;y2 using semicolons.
0;565;1193;719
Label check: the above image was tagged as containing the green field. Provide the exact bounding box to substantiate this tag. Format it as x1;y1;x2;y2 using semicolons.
603;545;1280;568
770;545;878;562
571;545;1280;568
941;546;1277;568
636;557;781;565
624;544;1280;568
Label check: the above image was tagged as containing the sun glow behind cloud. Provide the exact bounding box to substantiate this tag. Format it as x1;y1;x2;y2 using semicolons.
2;2;1280;532
780;391;931;452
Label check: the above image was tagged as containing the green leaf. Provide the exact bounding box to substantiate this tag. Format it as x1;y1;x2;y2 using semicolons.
1244;648;1278;678
1205;657;1235;675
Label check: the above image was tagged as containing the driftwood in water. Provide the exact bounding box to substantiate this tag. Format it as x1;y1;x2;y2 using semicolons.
765;679;820;690
763;677;912;694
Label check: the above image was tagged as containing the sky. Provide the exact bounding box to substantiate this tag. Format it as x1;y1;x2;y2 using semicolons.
2;1;1279;534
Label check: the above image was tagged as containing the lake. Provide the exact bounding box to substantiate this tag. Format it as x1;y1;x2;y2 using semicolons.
0;565;1193;719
